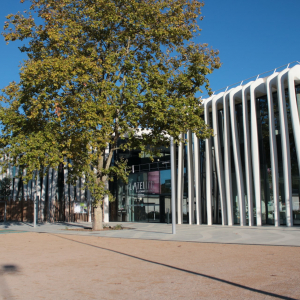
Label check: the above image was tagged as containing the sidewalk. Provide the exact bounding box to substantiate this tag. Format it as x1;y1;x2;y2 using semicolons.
1;221;300;246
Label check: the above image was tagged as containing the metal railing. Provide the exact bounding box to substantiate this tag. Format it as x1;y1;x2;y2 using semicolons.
130;160;171;173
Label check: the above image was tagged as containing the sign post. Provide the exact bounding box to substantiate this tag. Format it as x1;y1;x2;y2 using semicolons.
170;137;176;234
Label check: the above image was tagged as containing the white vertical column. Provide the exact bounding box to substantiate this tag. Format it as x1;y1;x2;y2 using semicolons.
32;171;36;226
36;170;41;222
13;166;19;200
170;137;177;224
87;188;91;222
28;179;32;200
287;66;300;227
9;164;13;198
23;169;28;200
76;179;80;202
32;172;36;202
103;194;109;223
212;93;227;225
288;66;300;176
250;79;264;226
266;74;280;226
242;83;254;226
229;87;246;226
52;169;58;222
70;182;74;222
104;143;110;223
204;98;213;225
277;69;293;226
194;133;202;225
47;168;52;222
170;137;177;233
64;163;69;221
187;130;195;224
41;168;47;222
223;92;234;225
81;175;85;202
177;133;184;224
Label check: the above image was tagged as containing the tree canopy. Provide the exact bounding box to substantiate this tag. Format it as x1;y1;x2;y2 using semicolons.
0;177;12;198
0;0;220;228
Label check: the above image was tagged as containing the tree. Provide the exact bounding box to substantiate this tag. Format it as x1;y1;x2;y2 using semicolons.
0;0;220;230
0;177;12;199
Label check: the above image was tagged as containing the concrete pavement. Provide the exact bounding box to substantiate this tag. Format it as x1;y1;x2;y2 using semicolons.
1;221;300;246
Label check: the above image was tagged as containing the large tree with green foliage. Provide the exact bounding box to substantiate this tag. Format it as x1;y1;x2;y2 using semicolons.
0;177;12;199
0;0;220;229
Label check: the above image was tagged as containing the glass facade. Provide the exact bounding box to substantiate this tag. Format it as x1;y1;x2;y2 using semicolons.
110;85;300;226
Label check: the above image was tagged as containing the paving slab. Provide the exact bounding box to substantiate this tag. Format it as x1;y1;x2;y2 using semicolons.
1;221;300;246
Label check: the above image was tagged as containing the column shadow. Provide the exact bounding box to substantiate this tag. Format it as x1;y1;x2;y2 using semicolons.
51;234;296;300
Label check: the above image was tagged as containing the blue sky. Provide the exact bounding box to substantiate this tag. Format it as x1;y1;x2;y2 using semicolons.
0;0;299;95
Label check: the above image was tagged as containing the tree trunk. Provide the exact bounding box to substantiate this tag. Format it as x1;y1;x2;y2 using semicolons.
92;202;103;230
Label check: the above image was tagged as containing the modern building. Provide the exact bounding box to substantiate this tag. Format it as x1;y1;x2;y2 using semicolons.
1;63;300;227
111;63;300;227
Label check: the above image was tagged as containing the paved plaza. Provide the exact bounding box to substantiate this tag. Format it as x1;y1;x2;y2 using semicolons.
1;221;300;246
0;222;300;299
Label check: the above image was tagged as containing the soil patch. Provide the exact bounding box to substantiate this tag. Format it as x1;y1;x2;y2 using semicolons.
1;232;299;300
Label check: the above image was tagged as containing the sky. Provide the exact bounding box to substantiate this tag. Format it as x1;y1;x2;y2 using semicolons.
0;0;299;96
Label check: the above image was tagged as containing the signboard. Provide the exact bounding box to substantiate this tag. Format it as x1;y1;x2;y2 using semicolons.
127;171;160;195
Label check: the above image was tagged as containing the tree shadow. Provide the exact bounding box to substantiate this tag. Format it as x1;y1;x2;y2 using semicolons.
51;234;296;300
0;265;19;300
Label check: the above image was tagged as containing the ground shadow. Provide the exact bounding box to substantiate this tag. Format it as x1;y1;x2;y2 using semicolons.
51;234;296;300
0;265;19;300
0;221;91;229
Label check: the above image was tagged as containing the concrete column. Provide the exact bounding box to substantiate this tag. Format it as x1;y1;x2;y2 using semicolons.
70;182;74;222
170;136;177;224
36;170;41;222
41;168;47;222
242;82;255;226
170;136;177;233
103;194;109;223
250;79;265;226
187;130;195;224
23;169;28;200
229;87;246;226
223;92;234;225
87;189;91;222
277;69;293;226
81;175;85;202
47;168;53;222
266;74;280;226
204;97;213;225
76;179;80;202
13;166;19;201
194;133;202;225
212;93;227;225
32;171;36;227
287;66;300;227
51;170;58;222
177;133;184;224
64;163;69;221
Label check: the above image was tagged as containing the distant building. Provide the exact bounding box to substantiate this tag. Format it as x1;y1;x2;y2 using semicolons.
2;63;300;227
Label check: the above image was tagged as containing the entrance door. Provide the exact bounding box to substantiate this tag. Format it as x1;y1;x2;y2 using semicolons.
159;196;165;223
159;196;171;223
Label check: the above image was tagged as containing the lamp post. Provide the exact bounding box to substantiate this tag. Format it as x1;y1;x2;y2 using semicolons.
170;137;176;234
